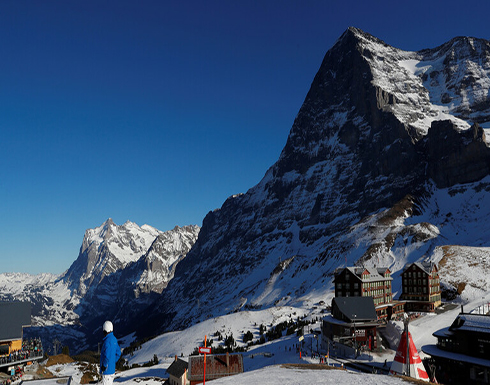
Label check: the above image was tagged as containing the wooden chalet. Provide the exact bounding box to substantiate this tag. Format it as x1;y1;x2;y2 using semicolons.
166;356;188;385
400;262;441;312
188;352;243;385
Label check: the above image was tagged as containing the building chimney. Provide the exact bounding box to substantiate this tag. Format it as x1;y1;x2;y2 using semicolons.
175;355;178;362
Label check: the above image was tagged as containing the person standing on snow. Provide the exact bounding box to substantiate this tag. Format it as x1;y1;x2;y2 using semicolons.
100;320;121;385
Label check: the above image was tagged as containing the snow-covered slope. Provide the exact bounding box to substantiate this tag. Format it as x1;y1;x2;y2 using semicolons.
356;29;490;136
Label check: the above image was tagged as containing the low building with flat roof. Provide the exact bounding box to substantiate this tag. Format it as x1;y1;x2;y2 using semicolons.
0;302;44;373
0;302;31;354
422;311;490;383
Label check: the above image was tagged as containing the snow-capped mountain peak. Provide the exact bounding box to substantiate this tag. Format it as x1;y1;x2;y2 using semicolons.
60;219;165;297
341;27;490;138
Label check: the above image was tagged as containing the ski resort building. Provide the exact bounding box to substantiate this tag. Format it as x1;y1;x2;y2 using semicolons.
167;356;188;385
333;267;404;321
0;302;31;355
334;267;393;305
322;297;379;354
188;352;243;385
0;301;43;373
399;262;441;312
422;310;490;384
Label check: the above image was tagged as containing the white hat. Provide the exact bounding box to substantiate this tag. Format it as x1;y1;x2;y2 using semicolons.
103;320;113;333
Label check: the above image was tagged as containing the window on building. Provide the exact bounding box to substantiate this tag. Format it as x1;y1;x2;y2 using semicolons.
354;282;359;289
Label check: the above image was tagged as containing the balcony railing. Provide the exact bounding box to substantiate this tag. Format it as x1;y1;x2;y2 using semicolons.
0;349;44;368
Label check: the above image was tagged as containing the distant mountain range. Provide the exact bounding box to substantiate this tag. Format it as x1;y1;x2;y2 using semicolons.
2;27;490;353
0;220;199;352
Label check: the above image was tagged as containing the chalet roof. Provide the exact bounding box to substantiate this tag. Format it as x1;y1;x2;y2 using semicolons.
167;358;188;378
335;266;392;282
449;314;490;333
332;297;377;323
402;261;437;275
422;344;490;368
0;302;31;342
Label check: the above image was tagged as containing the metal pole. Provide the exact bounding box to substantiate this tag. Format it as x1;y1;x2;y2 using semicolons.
327;339;330;366
203;335;207;385
353;314;357;358
404;316;410;378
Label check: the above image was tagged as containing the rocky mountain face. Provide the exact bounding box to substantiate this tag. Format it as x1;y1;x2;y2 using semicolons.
62;219;163;297
75;223;200;341
138;27;490;336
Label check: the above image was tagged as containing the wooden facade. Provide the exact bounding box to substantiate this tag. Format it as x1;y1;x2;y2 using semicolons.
188;352;243;385
400;262;441;312
167;357;188;385
334;267;393;307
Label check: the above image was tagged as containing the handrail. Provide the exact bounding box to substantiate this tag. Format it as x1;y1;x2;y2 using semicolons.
0;349;44;368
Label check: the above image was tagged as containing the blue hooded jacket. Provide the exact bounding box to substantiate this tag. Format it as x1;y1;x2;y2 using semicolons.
100;332;121;375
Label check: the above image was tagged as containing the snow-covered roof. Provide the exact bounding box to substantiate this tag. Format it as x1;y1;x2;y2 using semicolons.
433;314;490;340
402;261;436;275
450;314;490;333
422;344;490;368
335;266;392;282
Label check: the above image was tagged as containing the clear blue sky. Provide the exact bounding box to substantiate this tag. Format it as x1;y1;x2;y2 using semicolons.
1;0;489;274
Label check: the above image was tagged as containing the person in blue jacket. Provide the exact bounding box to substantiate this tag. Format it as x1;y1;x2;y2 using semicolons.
100;320;121;385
